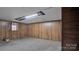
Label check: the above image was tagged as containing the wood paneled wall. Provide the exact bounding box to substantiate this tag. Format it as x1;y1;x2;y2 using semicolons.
0;21;28;40
62;7;79;51
27;21;61;41
11;23;28;40
0;21;11;41
0;20;61;41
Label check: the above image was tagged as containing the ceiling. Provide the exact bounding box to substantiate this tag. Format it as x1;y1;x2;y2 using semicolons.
0;7;61;23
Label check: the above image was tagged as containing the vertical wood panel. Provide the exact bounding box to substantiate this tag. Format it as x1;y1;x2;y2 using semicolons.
0;21;28;41
0;21;11;41
0;20;61;41
27;21;61;41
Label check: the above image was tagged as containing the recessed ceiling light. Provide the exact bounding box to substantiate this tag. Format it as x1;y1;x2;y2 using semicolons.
25;14;38;19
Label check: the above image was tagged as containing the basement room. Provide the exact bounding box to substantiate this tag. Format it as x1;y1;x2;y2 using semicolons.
0;7;61;51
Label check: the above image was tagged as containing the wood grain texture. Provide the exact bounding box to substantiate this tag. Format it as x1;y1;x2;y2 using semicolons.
11;23;28;40
0;20;61;41
0;21;11;41
62;7;79;51
27;21;61;41
0;21;28;40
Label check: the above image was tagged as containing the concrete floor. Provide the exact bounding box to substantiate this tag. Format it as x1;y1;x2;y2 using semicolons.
0;38;61;51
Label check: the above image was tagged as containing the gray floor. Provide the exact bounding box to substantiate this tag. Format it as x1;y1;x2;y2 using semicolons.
0;38;61;51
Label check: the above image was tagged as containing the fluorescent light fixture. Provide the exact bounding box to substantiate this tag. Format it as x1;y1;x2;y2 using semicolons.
24;11;45;19
15;11;45;21
25;14;38;19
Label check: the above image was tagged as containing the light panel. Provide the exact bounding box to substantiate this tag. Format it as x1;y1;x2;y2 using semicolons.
25;14;38;19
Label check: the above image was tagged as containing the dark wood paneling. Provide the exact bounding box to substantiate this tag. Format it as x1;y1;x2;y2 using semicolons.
62;7;79;51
